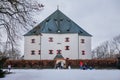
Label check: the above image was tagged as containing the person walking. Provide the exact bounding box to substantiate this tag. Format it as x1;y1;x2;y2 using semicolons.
57;62;61;69
61;62;64;69
68;65;71;69
8;65;11;72
68;62;71;69
79;61;83;69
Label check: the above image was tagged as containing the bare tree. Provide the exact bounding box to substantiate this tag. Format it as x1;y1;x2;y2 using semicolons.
0;0;44;49
108;41;116;58
92;34;120;59
0;41;11;57
94;41;109;59
113;35;120;54
6;48;21;60
0;41;21;60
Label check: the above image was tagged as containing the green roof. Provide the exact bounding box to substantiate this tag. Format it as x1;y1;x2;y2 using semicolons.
24;9;92;36
54;54;64;59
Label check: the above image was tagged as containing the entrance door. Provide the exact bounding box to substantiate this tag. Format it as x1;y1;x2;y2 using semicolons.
55;59;66;69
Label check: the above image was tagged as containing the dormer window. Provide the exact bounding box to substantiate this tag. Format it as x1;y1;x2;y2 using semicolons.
79;31;83;33
65;37;69;42
31;39;35;43
46;19;50;22
58;30;60;32
67;29;70;31
67;19;70;22
48;28;52;31
60;19;63;21
54;19;57;21
49;37;53;42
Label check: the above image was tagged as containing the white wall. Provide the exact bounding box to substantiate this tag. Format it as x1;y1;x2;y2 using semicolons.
24;33;92;60
41;33;78;60
24;35;41;60
79;36;92;59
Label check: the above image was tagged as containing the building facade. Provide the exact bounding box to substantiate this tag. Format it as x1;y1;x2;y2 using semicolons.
24;9;92;60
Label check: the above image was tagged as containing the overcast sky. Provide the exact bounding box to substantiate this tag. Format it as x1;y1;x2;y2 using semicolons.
33;0;120;49
18;0;120;54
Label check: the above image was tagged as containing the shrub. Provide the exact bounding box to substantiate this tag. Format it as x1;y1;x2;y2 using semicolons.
4;60;56;69
0;57;8;78
0;69;5;78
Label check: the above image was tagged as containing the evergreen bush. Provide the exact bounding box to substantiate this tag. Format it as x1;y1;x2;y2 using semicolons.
0;57;8;78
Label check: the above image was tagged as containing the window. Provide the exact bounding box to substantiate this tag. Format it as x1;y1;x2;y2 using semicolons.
57;50;62;54
49;50;53;54
81;39;85;43
31;39;35;43
65;46;70;50
82;50;85;55
38;50;41;55
31;50;35;55
65;37;69;42
49;37;53;42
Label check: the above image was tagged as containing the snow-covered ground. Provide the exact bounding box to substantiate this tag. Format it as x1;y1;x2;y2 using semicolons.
1;69;120;80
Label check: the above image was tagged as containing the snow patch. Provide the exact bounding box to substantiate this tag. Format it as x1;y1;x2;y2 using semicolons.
1;69;120;80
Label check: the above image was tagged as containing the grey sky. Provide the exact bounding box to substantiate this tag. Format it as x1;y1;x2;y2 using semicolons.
34;0;120;49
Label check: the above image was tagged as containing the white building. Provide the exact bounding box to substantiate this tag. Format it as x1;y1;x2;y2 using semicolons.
24;9;92;60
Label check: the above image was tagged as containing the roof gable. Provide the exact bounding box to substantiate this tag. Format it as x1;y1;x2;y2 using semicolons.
24;9;91;36
54;54;64;59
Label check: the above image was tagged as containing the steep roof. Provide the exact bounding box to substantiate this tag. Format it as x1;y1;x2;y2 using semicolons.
24;9;91;36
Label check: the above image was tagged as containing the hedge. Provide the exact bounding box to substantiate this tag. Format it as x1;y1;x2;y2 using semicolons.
3;59;118;69
66;59;118;68
4;60;56;69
